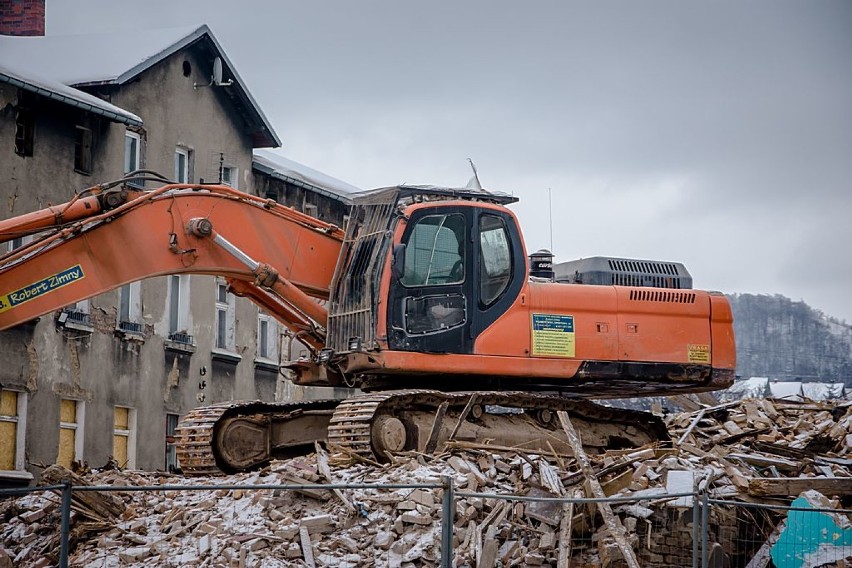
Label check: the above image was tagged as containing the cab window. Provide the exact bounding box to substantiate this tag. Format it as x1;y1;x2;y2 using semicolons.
401;214;465;286
479;215;512;306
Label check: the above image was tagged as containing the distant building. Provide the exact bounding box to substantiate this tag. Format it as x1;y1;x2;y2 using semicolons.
0;11;358;483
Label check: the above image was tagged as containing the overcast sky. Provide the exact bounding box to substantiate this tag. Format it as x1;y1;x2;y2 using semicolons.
46;1;852;322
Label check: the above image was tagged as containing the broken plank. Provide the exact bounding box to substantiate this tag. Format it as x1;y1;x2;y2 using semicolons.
299;526;316;568
557;411;640;568
748;477;852;497
424;401;449;454
447;394;481;442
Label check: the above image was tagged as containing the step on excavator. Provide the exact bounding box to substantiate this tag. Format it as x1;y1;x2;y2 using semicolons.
0;173;735;474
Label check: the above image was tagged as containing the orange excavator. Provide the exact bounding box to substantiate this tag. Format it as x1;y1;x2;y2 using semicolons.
0;173;735;474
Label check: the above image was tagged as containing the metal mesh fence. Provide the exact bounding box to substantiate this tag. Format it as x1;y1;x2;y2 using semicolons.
3;482;851;567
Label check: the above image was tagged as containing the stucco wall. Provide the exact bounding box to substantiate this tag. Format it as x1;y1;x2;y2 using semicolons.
0;45;283;478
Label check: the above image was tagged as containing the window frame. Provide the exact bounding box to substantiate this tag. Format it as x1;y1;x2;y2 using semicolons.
256;310;279;363
112;406;137;470
165;413;180;473
478;214;514;307
220;164;237;188
124;130;141;175
400;213;466;288
58;399;85;469
213;278;236;354
74;125;93;175
174;147;190;183
118;281;143;334
0;389;28;474
14;103;34;157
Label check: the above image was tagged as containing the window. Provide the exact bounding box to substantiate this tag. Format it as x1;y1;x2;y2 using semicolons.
165;414;179;472
215;279;235;351
74;126;93;174
118;281;142;334
175;147;190;183
167;275;192;340
221;165;237;188
304;203;319;219
479;215;513;306
257;310;278;361
14;95;34;157
404;294;466;335
401;214;466;286
0;390;27;474
6;235;27;253
58;399;84;469
113;406;136;469
61;299;92;328
124;131;140;174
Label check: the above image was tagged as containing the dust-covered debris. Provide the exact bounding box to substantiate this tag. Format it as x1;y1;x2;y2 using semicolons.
0;397;849;567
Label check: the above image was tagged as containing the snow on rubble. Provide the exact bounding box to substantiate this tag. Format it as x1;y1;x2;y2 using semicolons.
0;397;850;567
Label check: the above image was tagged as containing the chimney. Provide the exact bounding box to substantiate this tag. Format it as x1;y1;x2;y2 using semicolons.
0;0;46;36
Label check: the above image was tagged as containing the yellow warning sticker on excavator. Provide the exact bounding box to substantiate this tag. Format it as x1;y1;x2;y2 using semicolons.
0;265;85;314
532;314;575;357
687;344;710;364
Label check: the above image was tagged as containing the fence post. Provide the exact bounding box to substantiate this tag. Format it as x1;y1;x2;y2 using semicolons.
701;490;709;568
441;475;454;568
692;491;700;568
59;480;72;568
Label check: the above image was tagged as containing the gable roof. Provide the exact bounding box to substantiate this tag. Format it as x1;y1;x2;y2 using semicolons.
253;150;361;203
0;62;142;126
0;25;279;147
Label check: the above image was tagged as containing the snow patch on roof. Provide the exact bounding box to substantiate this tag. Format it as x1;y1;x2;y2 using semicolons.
253;150;361;201
0;62;142;125
0;25;203;86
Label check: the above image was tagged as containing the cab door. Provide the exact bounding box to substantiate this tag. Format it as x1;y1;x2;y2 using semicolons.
387;208;473;353
387;205;526;355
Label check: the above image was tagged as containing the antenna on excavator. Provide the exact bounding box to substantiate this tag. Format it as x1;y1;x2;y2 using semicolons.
466;158;482;190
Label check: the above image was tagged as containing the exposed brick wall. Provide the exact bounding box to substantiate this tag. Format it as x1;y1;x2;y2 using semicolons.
0;0;45;36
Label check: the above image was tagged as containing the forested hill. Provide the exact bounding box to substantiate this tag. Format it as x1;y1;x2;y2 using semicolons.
727;293;852;385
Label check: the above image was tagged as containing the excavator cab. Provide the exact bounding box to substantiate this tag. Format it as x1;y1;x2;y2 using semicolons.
324;186;526;360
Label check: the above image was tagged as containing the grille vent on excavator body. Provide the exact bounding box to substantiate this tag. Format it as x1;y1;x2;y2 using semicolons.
553;256;692;290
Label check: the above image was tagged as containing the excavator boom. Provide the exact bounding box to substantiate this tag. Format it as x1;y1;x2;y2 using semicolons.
0;182;344;345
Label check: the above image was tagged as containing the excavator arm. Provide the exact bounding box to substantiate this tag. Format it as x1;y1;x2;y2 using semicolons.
0;178;345;349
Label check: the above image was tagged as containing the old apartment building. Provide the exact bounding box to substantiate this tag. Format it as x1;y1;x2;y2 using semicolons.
0;9;358;483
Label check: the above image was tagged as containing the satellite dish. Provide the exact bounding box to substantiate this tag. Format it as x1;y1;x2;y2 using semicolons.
194;56;233;89
213;57;224;84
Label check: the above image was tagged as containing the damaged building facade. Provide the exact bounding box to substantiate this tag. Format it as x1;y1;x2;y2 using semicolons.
0;9;357;483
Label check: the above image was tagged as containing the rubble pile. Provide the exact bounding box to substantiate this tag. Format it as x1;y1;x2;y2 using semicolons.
0;397;849;567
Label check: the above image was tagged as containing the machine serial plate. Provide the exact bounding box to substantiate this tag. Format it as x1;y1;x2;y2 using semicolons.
532;313;575;357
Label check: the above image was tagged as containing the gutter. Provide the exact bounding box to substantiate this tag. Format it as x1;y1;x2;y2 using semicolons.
0;71;143;127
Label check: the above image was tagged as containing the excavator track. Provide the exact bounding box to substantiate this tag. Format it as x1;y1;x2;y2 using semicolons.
328;390;670;460
175;399;341;476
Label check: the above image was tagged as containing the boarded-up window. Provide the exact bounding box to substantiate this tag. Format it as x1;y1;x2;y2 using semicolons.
113;407;130;468
0;390;19;470
58;399;79;469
